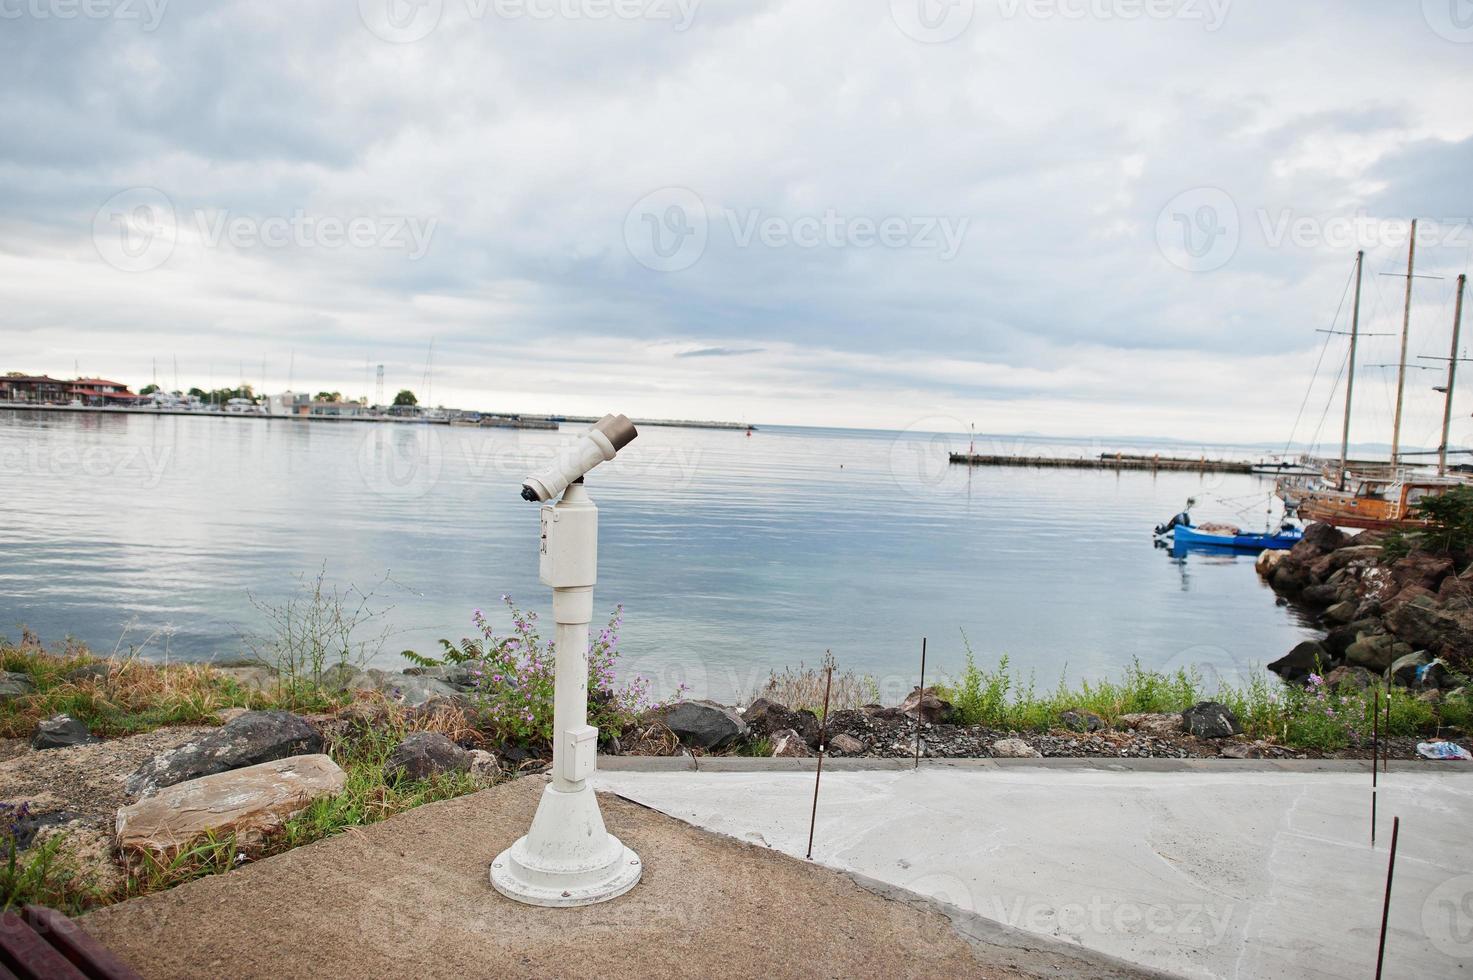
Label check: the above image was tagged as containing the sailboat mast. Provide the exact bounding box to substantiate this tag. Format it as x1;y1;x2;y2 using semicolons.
1339;250;1364;490
1390;218;1418;469
1439;274;1467;477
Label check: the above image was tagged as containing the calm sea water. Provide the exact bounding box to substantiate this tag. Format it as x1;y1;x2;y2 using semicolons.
0;411;1316;701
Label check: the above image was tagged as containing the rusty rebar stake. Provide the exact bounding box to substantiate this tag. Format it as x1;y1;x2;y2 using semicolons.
806;663;833;861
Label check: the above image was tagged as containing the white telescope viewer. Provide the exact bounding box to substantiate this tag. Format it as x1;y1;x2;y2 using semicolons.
491;414;643;907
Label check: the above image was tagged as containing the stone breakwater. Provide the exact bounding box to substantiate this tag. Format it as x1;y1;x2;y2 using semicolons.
1261;522;1473;693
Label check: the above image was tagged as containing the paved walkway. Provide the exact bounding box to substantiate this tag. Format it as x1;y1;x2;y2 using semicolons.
594;764;1473;979
80;777;1131;979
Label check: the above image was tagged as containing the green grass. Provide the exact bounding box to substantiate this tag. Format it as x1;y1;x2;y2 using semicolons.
937;633;1472;752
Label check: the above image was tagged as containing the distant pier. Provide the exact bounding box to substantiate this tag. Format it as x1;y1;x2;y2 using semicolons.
948;452;1255;474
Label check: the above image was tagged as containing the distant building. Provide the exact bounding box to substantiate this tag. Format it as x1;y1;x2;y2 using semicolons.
0;374;140;406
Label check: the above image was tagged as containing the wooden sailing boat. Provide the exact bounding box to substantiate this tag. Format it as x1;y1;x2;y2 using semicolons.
1276;222;1470;530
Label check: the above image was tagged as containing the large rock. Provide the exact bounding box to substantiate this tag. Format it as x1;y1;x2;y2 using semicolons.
769;729;813;758
1182;702;1243;739
1385;597;1473;664
900;687;954;724
830;733;866;755
1390;554;1455;593
116;754;346;861
364;670;463;707
1323;600;1359;624
1324;665;1376;690
1057;709;1105;733
31;714;100;750
1268;640;1329;682
1271;562;1312;595
657;700;749;750
126;710;323;797
1388;651;1431;688
742;698;820;746
1300;522;1348;554
1345;633;1412;671
384;732;471;783
1117;712;1184;737
0;671;35;702
1299;583;1341;608
1256;549;1288;578
990;738;1042;759
1308;544;1384;581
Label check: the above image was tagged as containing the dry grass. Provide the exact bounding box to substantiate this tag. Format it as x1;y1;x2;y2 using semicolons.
750;661;881;717
0;635;347;739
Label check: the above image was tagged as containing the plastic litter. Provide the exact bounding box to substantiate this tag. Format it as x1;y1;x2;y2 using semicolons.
1416;741;1472;761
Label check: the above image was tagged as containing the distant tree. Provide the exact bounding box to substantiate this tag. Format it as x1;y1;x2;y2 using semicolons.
140;384;160;395
315;391;342;402
393;389;418;407
187;387;206;398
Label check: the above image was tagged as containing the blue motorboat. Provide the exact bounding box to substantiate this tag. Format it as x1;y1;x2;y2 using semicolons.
1153;498;1302;551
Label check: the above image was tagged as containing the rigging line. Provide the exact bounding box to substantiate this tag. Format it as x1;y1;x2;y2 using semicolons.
1309;343;1351;452
1283;259;1356;455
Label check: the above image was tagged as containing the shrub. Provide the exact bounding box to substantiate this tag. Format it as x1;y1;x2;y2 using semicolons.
1416;485;1473;560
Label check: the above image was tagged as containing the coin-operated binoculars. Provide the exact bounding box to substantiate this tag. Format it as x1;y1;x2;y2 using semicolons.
490;414;643;907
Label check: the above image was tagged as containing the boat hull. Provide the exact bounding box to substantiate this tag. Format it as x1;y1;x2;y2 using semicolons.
1170;525;1302;550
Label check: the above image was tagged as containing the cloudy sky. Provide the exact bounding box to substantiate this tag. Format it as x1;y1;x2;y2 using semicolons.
3;0;1472;445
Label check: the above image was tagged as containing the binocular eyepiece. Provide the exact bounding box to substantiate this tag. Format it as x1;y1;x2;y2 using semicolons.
520;414;638;502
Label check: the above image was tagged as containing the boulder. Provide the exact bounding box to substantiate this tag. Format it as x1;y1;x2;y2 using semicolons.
116;754;346;861
1300;583;1341;608
1256;549;1288;578
1182;702;1243;739
1309;545;1384;581
63;662;113;685
1057;709;1105;733
1385;597;1473;664
1324;620;1381;658
1437;575;1473;606
1345;634;1412;672
1218;741;1266;760
657;700;749;750
365;670;463;707
1388;651;1431;688
1271;562;1312;595
1385;584;1437;613
384;732;471;783
990;738;1042;759
1117;712;1184;737
1391;553;1455;592
1323;600;1359;625
860;704;904;721
467;749;501;783
1324;665;1376;691
126;710;324;797
830;733;866;755
1300;522;1348;554
900;687;954;724
769;728;813;758
1268;640;1330;682
31;714;100;750
400;664;481;691
0;671;35;702
742;698;820;746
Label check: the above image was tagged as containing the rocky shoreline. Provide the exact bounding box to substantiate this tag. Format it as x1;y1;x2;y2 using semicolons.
1261;522;1472;696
